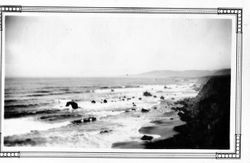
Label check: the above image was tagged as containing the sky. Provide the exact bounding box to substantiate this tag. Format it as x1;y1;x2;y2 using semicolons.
5;14;232;77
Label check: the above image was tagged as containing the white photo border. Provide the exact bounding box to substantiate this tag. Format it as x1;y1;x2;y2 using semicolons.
0;6;243;159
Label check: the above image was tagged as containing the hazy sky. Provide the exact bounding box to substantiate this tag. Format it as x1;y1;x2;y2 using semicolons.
5;14;232;77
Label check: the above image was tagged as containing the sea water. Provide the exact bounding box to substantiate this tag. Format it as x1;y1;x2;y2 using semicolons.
4;77;199;148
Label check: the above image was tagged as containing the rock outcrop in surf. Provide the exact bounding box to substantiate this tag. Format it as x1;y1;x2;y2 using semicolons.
65;101;79;109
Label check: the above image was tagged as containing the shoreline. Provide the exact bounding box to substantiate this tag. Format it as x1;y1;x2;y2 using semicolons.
142;75;231;149
113;75;230;149
112;105;185;149
4;81;200;148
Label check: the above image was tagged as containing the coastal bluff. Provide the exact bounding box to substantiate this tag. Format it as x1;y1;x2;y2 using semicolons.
145;74;231;149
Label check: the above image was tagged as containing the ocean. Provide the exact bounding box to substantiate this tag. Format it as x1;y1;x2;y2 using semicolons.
4;77;199;148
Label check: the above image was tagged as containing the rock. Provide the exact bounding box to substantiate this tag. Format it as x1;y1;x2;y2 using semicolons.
143;91;152;97
153;95;157;98
141;108;150;113
111;89;114;92
103;99;107;103
138;97;142;100
100;129;112;134
125;109;130;113
141;135;153;141
170;118;174;120
164;86;170;89
171;107;179;111
160;96;165;100
65;101;79;109
83;116;96;123
153;106;157;110
30;130;39;134
132;102;136;107
91;100;96;104
127;98;131;101
126;107;137;112
71;119;83;125
72;116;97;124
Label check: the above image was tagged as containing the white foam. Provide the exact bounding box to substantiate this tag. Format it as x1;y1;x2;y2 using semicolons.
4;82;199;148
51;83;196;112
4;118;69;136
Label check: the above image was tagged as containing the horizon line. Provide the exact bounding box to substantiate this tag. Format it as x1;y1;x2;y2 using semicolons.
5;68;230;78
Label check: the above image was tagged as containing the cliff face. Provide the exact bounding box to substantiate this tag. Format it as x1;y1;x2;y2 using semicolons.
145;75;231;149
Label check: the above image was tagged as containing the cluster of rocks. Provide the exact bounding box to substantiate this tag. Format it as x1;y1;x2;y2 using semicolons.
90;96;138;104
143;91;152;96
90;99;108;104
118;96;134;101
86;90;167;108
66;89;168;119
125;107;153;113
71;116;97;125
143;91;165;101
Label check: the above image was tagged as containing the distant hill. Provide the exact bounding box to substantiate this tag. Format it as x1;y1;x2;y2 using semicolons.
132;69;230;78
213;69;231;76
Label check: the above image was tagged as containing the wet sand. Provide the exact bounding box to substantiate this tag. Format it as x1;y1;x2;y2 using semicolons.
112;108;185;148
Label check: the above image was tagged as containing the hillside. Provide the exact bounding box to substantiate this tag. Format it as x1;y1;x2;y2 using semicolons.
144;74;231;149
